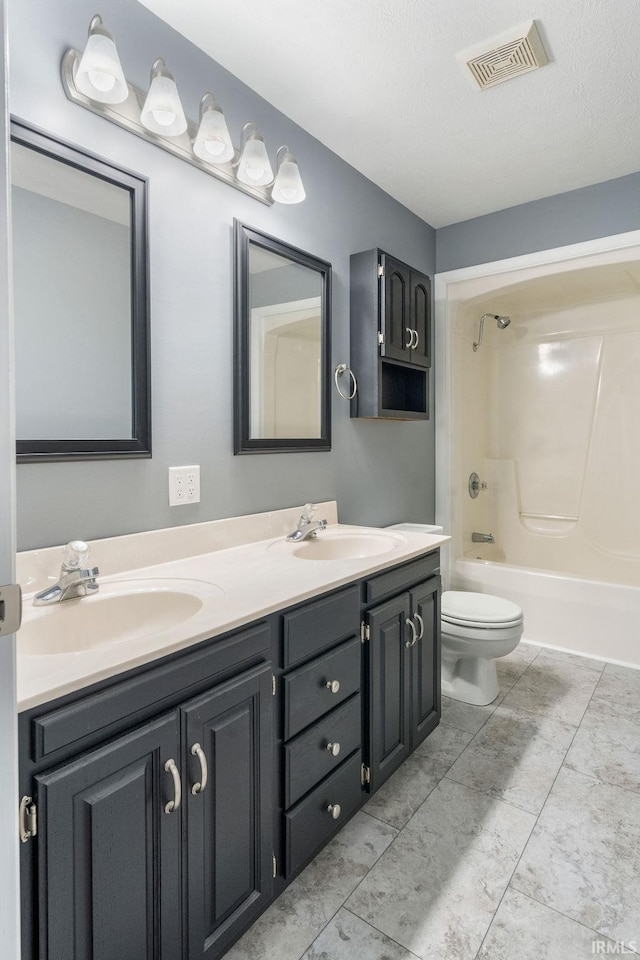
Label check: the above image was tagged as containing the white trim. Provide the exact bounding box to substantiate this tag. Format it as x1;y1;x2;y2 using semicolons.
0;0;21;954
434;229;640;585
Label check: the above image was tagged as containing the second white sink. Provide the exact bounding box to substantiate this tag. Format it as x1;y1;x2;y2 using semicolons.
270;530;403;561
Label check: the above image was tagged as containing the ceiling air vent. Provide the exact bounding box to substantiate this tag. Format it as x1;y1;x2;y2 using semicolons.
457;20;549;90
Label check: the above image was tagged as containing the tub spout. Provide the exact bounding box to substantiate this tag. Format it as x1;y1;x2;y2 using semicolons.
472;532;495;544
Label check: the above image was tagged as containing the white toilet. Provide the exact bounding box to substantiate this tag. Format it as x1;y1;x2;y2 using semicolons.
441;591;524;706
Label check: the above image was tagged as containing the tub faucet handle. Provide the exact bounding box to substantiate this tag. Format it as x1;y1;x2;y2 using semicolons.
468;473;488;499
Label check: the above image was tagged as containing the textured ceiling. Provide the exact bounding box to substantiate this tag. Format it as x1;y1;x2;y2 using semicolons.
137;0;640;227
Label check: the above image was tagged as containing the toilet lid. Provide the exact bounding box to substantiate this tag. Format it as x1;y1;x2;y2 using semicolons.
441;591;523;626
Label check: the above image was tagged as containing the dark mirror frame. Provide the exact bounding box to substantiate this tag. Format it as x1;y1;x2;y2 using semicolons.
12;118;151;463
234;220;332;455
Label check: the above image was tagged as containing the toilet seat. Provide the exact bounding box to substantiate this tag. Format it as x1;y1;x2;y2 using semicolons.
441;590;522;627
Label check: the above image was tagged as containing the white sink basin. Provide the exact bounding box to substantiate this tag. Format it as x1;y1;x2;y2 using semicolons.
269;530;403;561
20;578;224;656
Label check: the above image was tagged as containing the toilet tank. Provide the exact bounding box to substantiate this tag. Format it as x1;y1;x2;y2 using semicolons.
386;523;444;535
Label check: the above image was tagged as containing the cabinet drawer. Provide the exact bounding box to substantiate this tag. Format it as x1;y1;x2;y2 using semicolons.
31;623;271;763
364;554;439;605
285;750;363;877
282;585;360;668
284;694;361;808
283;637;361;740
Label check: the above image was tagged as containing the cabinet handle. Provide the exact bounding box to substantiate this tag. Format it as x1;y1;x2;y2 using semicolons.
414;612;424;641
326;741;341;757
164;758;182;814
405;327;413;349
405;617;417;647
190;742;208;796
327;803;342;820
412;329;419;350
326;679;341;694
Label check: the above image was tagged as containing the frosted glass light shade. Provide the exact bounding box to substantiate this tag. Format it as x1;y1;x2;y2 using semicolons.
237;134;273;187
193;101;234;164
272;154;306;204
74;18;128;104
140;61;187;137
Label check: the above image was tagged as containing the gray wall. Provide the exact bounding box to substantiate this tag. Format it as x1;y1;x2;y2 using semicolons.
436;172;640;273
10;0;436;550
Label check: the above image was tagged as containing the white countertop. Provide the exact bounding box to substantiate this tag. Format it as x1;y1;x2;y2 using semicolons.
17;503;449;711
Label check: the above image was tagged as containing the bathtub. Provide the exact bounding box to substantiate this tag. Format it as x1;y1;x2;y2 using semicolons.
451;550;640;668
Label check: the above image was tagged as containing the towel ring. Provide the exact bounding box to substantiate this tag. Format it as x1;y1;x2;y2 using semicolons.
334;363;357;400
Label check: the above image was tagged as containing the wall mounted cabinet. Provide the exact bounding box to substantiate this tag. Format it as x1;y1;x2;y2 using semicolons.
350;249;431;419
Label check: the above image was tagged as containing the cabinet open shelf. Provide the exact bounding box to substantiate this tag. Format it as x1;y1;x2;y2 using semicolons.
380;360;428;419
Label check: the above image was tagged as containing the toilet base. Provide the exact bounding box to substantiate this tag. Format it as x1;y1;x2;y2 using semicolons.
441;654;500;706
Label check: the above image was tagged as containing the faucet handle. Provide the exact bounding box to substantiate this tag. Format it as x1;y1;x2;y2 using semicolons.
62;540;90;571
300;503;317;524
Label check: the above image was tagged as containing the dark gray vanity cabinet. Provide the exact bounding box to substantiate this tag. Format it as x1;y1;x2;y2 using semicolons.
350;249;431;419
35;712;183;960
279;586;364;879
19;550;442;960
183;665;274;959
362;557;441;792
19;625;274;960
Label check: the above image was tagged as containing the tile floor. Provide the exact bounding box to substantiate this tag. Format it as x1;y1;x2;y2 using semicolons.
227;644;640;960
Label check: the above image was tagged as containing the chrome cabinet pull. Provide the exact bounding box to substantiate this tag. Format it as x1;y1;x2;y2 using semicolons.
164;758;182;814
405;327;413;349
414;612;424;641
405;617;417;647
413;329;419;350
326;679;340;694
190;742;208;796
326;741;341;757
327;803;342;820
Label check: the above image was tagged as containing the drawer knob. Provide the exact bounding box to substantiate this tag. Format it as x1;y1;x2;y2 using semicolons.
326;679;341;694
327;803;342;820
326;741;341;757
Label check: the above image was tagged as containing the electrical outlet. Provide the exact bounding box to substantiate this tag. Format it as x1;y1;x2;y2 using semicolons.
169;465;200;506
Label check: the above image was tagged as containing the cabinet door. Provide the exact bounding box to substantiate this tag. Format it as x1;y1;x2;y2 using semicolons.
411;578;441;748
183;663;273;960
410;271;431;369
366;593;411;791
380;255;411;362
35;713;182;960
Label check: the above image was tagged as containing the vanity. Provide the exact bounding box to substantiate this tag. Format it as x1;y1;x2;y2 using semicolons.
16;504;446;960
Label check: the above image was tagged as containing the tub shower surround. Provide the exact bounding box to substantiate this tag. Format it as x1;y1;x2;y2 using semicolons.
443;238;640;665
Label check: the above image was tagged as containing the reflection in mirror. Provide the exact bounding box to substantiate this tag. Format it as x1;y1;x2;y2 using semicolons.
11;120;150;461
235;222;331;454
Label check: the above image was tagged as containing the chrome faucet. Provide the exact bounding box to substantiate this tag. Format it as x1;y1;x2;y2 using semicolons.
471;532;495;544
286;503;328;542
33;540;100;605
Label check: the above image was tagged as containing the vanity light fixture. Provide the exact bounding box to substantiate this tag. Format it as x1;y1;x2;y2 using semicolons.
193;93;234;164
272;146;306;204
236;123;274;186
62;14;307;205
140;58;188;137
73;15;128;104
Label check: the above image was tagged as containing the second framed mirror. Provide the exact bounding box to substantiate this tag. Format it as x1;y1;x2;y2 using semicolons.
234;221;331;454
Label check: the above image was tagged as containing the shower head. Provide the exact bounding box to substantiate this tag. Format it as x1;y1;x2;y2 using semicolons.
473;313;511;351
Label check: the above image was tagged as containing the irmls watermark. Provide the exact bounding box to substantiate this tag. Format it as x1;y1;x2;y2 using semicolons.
592;942;638;955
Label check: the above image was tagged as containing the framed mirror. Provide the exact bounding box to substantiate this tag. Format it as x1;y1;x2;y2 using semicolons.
11;119;150;462
234;221;331;454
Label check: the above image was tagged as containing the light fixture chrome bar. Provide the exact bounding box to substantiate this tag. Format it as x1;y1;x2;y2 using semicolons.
61;48;274;206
